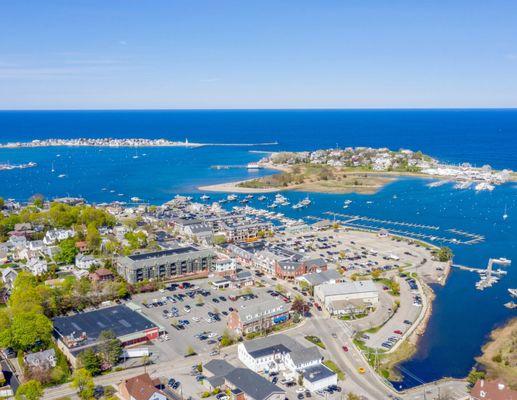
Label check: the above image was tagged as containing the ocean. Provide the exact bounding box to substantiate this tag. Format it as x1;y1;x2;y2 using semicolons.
0;109;515;388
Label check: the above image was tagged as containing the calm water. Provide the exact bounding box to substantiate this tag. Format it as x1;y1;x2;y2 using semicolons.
0;109;515;387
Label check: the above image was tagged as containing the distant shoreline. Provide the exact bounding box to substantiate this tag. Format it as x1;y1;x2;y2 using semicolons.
0;138;279;149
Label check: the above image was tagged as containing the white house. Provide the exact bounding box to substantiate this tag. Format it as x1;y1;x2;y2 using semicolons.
26;257;48;276
43;229;75;245
75;254;100;270
212;257;237;274
238;334;337;391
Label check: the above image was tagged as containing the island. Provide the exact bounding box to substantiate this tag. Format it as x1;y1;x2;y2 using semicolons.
200;147;515;194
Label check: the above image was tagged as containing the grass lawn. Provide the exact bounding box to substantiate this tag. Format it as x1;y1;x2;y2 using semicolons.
323;359;345;380
304;335;326;349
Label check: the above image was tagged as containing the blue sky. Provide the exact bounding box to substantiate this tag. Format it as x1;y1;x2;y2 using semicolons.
1;1;516;109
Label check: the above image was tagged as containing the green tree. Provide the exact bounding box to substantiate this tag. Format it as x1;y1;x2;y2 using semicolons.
56;238;79;264
371;268;382;280
15;380;43;400
97;330;122;367
466;367;486;386
8;311;53;351
85;223;101;251
31;195;45;209
70;368;95;400
0;197;4;209
77;348;102;376
437;246;453;262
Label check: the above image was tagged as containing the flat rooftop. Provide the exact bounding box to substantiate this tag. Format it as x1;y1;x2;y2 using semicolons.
128;246;198;261
53;304;157;344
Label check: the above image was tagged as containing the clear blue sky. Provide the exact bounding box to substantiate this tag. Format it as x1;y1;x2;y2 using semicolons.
1;0;516;109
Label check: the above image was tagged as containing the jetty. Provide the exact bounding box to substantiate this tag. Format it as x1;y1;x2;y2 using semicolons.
452;258;512;290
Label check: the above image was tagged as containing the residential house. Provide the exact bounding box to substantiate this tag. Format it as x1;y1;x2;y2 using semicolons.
43;228;75;245
1;267;18;289
118;373;168;400
75;254;100;270
24;349;57;371
26;257;48;276
89;268;115;283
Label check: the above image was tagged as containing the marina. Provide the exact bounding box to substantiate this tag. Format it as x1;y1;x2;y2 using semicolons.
451;258;512;290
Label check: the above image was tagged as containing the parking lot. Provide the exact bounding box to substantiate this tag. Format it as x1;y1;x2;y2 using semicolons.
132;277;288;359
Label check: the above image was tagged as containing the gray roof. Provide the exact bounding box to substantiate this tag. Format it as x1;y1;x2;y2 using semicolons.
225;368;284;400
300;269;342;286
24;349;56;367
316;280;377;297
118;244;214;269
290;346;322;367
303;364;336;382
238;299;287;324
204;359;235;377
243;334;321;367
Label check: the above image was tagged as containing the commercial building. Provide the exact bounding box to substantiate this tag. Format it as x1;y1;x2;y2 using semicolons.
117;244;215;284
53;304;160;367
314;280;379;315
469;379;517;400
227;298;289;335
237;335;337;392
296;269;343;288
204;359;285;400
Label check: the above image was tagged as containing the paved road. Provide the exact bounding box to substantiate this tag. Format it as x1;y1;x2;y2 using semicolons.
0;355;20;394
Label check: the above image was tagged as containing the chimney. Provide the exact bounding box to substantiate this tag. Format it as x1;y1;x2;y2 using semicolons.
497;383;505;390
480;379;484;387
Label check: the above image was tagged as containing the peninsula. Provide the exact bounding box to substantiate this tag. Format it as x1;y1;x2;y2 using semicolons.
200;147;515;194
0;138;279;149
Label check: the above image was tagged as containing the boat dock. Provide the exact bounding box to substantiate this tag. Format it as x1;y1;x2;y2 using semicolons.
323;212;440;230
452;258;512;290
211;163;264;170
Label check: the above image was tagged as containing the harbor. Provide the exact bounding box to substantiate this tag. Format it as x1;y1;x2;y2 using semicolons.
451;258;512;290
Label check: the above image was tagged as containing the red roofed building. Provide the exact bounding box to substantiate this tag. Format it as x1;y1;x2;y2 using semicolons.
89;268;115;283
470;379;517;400
118;373;168;400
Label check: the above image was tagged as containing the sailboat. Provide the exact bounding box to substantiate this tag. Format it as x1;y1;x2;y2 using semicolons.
503;205;508;220
51;162;55;173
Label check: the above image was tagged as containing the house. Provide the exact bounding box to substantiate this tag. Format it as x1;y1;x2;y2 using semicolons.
227;298;289;335
204;359;285;400
26;257;48;276
43;229;74;245
89;268;115;283
24;349;57;370
212;257;238;275
118;373;168;400
75;241;88;253
314;280;379;316
469;378;517;399
1;267;18;289
238;335;337;392
0;288;9;304
75;254;100;270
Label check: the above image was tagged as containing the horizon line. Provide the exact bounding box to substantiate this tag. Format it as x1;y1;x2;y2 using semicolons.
0;106;517;112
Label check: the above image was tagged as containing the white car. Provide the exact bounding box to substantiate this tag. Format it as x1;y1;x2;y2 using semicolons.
296;387;305;393
184;306;191;313
192;316;200;322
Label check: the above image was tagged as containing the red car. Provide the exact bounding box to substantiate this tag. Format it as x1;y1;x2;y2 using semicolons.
342;345;349;352
394;330;403;335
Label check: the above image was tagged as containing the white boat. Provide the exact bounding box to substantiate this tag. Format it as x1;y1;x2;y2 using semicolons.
268;203;278;209
475;182;495;191
227;194;238;201
258;195;266;201
200;194;210;201
292;203;303;209
508;288;517;298
51;162;55;173
131;197;142;202
247;163;261;169
58;174;66;178
300;196;311;206
503;205;508;220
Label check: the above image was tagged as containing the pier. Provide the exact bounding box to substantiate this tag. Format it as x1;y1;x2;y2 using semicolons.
452;258;512;290
323;212;440;230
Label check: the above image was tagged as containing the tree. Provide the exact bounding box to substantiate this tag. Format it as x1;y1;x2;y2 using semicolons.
437;247;453;262
8;312;53;351
371;268;382;280
55;238;79;264
15;380;43;400
71;368;95;400
77;348;102;376
97;330;122;367
275;284;286;294
291;295;306;314
0;197;4;209
196;295;205;306
466;367;486;386
85;223;101;251
30;195;45;209
347;393;361;400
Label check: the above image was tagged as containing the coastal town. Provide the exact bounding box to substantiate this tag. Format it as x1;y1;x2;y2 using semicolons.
0;193;512;400
230;147;515;193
